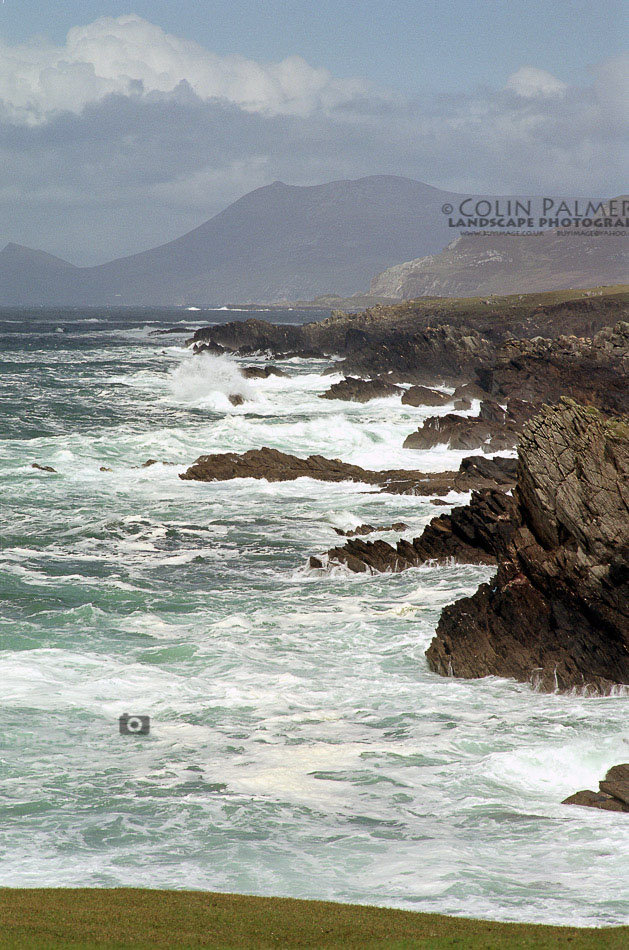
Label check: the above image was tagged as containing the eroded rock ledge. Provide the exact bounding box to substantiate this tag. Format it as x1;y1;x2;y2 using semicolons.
179;446;516;496
426;399;629;694
315;489;516;573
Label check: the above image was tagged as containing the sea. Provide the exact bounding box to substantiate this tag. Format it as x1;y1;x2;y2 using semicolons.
1;307;627;926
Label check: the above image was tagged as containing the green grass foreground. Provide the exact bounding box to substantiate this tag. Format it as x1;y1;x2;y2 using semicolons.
1;889;627;949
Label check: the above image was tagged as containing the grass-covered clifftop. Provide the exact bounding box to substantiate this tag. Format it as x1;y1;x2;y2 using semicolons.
325;284;629;340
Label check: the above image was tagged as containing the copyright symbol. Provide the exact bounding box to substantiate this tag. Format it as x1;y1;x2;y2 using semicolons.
442;203;453;214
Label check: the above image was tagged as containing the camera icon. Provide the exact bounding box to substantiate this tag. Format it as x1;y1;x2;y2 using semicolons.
119;713;150;736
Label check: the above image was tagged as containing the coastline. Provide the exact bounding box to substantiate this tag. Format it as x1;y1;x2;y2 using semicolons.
2;299;627;927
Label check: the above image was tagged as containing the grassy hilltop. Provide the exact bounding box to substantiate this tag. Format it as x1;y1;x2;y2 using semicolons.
324;284;629;335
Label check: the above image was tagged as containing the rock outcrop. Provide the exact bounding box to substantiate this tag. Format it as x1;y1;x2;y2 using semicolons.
318;490;516;573
477;322;629;415
179;447;517;496
333;522;409;537
426;400;629;693
241;365;288;379
337;325;494;382
403;399;531;452
192;341;227;356
319;376;401;402
563;764;629;813
401;386;451;407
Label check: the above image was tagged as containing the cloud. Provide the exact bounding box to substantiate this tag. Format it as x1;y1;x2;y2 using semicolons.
505;67;567;98
0;16;626;263
0;14;373;124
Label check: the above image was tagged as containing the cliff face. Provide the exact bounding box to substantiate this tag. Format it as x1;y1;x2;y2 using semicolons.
477;322;629;415
369;229;628;300
426;400;629;693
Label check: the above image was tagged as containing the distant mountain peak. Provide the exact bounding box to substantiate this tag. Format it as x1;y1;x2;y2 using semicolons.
0;243;75;268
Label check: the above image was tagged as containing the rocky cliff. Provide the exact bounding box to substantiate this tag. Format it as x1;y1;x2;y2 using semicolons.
426;400;629;693
369;229;628;299
189;288;628;386
477;322;629;415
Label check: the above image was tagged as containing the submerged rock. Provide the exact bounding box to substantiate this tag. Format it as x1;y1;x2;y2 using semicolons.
426;400;629;693
562;764;629;812
31;463;56;473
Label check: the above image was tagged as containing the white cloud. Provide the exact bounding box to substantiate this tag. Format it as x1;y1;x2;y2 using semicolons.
0;14;372;124
506;66;567;98
0;15;626;261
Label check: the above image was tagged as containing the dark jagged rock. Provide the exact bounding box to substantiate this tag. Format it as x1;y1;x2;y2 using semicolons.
229;394;245;406
31;463;56;473
319;376;402;402
477;322;629;415
240;365;288;379
189;319;305;355
338;325;494;382
562;764;629;812
426;400;629;694
478;398;507;426
189;317;494;382
403;410;517;452
453;382;487;401
600;764;629;805
454;455;518;489
150;326;196;336
562;790;627;812
192;341;227;356
189;288;628;377
403;399;536;452
333;522;409;537
401;386;451;407
179;447;517;496
321;490;516;573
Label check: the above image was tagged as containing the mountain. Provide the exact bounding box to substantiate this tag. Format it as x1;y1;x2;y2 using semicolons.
0;176;467;306
0;244;78;304
369;225;628;299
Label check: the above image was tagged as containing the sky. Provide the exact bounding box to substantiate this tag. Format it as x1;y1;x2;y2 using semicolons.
0;1;626;263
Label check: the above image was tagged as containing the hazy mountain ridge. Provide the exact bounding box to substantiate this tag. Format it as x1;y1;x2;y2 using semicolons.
3;177;625;306
0;176;464;306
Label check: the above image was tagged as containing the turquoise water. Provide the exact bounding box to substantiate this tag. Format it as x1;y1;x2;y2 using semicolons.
1;309;628;925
